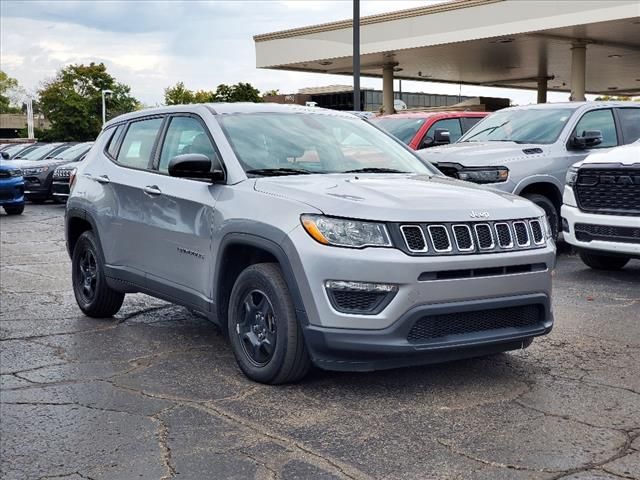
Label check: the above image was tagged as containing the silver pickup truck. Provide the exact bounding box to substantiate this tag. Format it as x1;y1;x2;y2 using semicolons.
418;102;640;239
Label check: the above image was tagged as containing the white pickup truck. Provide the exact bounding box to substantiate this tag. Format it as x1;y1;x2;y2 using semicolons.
561;142;640;270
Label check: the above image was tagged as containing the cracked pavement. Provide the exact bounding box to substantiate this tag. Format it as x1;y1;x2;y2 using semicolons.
1;204;639;480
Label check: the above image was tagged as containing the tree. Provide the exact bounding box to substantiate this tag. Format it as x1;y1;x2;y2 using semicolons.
0;71;22;114
38;62;139;141
163;81;262;105
595;95;632;101
263;89;280;97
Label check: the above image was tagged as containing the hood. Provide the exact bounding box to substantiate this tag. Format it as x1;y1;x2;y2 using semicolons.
10;158;70;170
254;174;543;223
574;143;640;169
417;141;549;167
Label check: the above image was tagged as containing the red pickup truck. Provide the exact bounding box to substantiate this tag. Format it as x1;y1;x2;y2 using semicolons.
372;111;488;150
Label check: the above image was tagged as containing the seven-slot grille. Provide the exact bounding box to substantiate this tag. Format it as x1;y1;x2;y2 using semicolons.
53;169;72;179
397;219;544;255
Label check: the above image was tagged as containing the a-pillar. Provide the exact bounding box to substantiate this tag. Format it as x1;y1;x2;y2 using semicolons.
382;64;394;114
570;42;587;102
537;77;548;104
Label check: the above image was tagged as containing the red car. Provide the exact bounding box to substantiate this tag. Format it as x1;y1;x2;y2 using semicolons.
372;111;488;150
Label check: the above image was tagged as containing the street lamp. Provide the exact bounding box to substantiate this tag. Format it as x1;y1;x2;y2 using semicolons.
101;89;113;125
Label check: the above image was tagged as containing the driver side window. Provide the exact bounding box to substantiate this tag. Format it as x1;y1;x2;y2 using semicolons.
158;116;218;173
423;118;463;146
573;109;618;148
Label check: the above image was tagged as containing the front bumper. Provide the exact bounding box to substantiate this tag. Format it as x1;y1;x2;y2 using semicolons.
303;293;553;371
0;177;25;206
24;172;53;199
283;226;555;371
561;204;640;257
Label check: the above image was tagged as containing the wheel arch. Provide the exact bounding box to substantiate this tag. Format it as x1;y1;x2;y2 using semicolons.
214;232;306;329
514;177;563;210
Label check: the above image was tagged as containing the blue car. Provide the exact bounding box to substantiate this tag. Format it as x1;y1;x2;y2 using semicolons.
0;161;25;215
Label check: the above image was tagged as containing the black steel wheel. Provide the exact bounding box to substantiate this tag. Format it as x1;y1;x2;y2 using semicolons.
228;263;310;384
72;230;125;317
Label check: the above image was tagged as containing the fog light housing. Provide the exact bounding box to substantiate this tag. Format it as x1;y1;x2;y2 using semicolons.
561;218;570;233
324;280;398;315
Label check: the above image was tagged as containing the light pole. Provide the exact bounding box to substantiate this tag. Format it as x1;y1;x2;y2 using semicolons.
101;89;113;125
353;0;360;111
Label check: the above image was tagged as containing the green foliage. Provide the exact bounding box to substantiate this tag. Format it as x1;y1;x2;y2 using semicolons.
163;81;262;105
263;89;280;97
595;95;632;101
38;63;139;141
0;70;22;114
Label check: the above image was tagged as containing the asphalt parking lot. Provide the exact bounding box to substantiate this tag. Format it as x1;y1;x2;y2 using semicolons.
1;204;639;480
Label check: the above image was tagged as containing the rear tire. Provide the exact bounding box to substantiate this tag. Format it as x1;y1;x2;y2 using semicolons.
72;230;125;317
579;251;630;270
228;263;310;384
522;193;558;241
3;204;24;215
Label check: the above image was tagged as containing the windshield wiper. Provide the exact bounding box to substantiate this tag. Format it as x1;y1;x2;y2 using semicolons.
462;120;510;142
245;167;313;176
343;167;409;174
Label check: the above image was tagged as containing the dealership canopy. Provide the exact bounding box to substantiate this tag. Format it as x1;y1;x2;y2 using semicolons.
254;0;640;112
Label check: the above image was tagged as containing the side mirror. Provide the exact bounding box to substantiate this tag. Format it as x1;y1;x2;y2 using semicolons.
420;136;435;149
168;153;224;182
433;128;451;145
0;151;9;160
571;130;602;149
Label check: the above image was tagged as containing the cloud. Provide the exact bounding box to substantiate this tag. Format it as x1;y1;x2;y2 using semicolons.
1;0;573;106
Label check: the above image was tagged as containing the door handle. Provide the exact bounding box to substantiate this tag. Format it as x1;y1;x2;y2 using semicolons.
96;175;110;184
143;185;162;196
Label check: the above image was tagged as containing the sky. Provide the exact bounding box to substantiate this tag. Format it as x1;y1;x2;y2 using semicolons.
1;0;575;107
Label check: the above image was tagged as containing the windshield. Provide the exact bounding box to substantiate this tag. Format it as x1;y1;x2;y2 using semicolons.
52;143;92;161
372;117;426;145
459;108;576;144
16;143;64;161
219;113;435;176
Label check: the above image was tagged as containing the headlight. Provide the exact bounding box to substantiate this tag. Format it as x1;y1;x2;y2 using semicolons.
565;166;579;186
7;169;22;177
301;214;392;248
457;167;509;184
22;166;49;175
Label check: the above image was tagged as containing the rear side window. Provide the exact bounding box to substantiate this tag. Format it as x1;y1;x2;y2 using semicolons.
116;118;163;169
106;124;125;158
573;109;618;148
617;108;640;144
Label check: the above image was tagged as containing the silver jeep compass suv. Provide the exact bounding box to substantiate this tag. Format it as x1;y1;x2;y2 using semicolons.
65;104;555;384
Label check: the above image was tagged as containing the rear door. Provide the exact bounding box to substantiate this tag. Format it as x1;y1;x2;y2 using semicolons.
141;114;220;311
98;116;165;281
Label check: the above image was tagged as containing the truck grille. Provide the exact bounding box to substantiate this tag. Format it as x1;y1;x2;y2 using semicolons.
407;304;543;343
396;219;544;256
575;167;640;216
575;223;640;244
53;169;72;179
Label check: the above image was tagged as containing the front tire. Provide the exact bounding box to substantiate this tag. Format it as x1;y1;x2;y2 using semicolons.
72;230;125;317
3;204;24;215
523;193;559;241
579;251;630;270
228;263;310;384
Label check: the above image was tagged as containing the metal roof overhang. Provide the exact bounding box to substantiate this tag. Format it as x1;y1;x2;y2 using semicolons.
254;0;640;95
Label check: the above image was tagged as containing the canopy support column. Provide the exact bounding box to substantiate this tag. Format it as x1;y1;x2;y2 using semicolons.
382;64;394;114
570;42;587;101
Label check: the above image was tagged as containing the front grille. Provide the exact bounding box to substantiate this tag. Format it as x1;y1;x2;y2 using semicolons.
575;167;640;216
0;171;11;179
475;224;494;249
397;218;543;256
495;223;513;248
400;225;427;252
428;226;451;252
407;304;543;343
513;222;530;247
452;225;473;251
53;169;72;179
575;223;640;244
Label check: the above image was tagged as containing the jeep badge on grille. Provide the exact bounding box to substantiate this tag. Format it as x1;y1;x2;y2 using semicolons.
469;210;490;218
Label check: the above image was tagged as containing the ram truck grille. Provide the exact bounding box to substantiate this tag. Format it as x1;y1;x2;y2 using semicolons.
575;167;640;216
